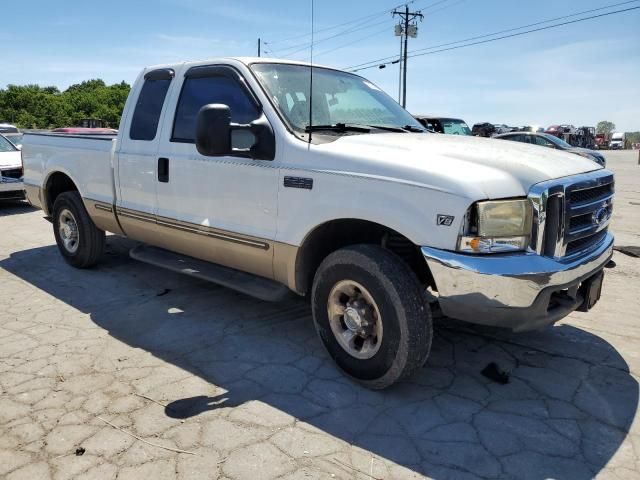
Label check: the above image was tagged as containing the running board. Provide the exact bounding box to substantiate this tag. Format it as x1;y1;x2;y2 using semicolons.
129;245;291;302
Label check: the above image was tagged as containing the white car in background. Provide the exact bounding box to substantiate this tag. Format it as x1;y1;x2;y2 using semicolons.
0;133;25;201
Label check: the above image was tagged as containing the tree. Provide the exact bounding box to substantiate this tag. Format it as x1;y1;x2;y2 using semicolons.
596;121;616;135
0;80;131;129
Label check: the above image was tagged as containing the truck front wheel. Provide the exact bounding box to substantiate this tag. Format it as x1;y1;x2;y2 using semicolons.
52;191;105;268
311;244;432;389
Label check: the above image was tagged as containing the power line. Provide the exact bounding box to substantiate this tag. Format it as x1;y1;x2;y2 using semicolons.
266;0;449;58
425;0;467;15
346;0;640;70
393;6;424;107
348;2;640;71
311;25;393;59
278;16;394;58
265;0;417;48
344;0;474;69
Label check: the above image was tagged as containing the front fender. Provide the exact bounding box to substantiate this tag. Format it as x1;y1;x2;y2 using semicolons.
276;169;471;251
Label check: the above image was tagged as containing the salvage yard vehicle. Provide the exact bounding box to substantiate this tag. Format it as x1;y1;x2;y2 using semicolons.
495;131;606;166
471;122;496;137
22;58;615;388
0;133;24;201
414;116;471;135
595;133;610;150
609;132;626;150
0;123;19;134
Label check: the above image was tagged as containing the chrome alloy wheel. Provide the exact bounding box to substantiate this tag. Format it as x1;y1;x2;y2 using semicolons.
58;208;80;254
327;280;383;359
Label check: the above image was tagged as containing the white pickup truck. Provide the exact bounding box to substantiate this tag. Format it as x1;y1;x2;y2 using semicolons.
23;58;615;388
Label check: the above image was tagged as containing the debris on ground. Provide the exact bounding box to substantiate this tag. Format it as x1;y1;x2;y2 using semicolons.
481;362;510;384
97;416;197;455
75;447;86;456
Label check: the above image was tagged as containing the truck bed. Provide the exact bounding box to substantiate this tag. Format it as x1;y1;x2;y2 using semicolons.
22;131;117;209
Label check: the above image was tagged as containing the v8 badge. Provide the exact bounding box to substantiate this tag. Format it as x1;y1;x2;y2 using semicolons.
437;214;455;226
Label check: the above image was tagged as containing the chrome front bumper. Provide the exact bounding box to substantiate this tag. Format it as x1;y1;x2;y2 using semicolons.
422;233;614;331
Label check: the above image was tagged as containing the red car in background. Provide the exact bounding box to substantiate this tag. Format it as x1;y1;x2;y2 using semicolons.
51;128;117;135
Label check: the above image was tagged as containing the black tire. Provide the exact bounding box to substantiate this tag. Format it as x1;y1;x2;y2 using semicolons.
52;191;105;268
311;244;432;389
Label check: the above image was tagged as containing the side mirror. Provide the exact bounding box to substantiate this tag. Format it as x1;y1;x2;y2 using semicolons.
195;104;275;161
195;104;232;156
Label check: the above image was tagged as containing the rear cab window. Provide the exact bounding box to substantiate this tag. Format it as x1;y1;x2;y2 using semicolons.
129;69;174;141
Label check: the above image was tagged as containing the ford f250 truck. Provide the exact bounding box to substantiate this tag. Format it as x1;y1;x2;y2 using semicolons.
22;58;615;388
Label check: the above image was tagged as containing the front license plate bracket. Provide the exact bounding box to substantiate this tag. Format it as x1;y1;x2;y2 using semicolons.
577;270;604;312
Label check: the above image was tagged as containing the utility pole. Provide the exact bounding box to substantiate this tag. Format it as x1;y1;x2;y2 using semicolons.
393;6;423;108
258;38;261;57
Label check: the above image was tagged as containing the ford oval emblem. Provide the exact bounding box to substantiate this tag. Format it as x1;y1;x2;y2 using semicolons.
592;205;609;225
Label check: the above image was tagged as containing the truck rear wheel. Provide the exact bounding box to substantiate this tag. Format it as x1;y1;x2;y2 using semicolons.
52;191;105;268
311;244;432;389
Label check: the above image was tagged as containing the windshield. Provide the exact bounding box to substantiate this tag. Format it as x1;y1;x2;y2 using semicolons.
441;119;471;136
0;134;17;152
543;133;572;148
4;134;23;147
251;63;425;134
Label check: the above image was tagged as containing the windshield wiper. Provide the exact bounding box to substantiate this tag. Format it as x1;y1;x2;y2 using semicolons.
364;124;409;133
305;123;371;133
365;124;427;132
402;125;427;132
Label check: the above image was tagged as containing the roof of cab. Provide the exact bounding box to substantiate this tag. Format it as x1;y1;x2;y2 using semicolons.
142;57;336;74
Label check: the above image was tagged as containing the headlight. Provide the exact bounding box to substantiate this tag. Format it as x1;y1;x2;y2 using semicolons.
457;199;533;253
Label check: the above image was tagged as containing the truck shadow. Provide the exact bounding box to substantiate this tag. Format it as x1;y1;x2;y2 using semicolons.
1;236;637;479
0;200;36;217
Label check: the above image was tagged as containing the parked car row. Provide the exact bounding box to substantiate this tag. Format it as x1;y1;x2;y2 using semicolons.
495;131;606;166
414;116;605;166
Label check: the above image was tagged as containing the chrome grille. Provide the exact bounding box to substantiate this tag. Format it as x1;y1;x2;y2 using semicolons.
569;183;613;205
528;170;614;261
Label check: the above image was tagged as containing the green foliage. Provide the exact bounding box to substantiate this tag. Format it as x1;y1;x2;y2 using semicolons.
625;131;640;147
596;121;616;135
0;80;130;129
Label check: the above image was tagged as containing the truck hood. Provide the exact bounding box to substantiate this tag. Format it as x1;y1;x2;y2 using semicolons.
315;133;602;200
0;151;22;169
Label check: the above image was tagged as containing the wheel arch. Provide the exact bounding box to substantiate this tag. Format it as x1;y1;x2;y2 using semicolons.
43;170;80;216
292;218;434;296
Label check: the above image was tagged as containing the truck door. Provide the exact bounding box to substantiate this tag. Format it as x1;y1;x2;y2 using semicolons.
116;68;174;243
153;64;278;279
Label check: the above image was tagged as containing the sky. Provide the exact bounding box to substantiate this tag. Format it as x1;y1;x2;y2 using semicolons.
2;0;639;131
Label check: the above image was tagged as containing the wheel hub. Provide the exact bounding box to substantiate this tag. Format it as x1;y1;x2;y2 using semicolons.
58;208;79;254
327;280;383;360
343;306;363;331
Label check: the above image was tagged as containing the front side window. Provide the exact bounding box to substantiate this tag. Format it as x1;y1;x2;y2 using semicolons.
172;74;260;143
543;134;572;149
130;74;173;141
502;134;521;143
251;63;425;134
534;135;555;148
